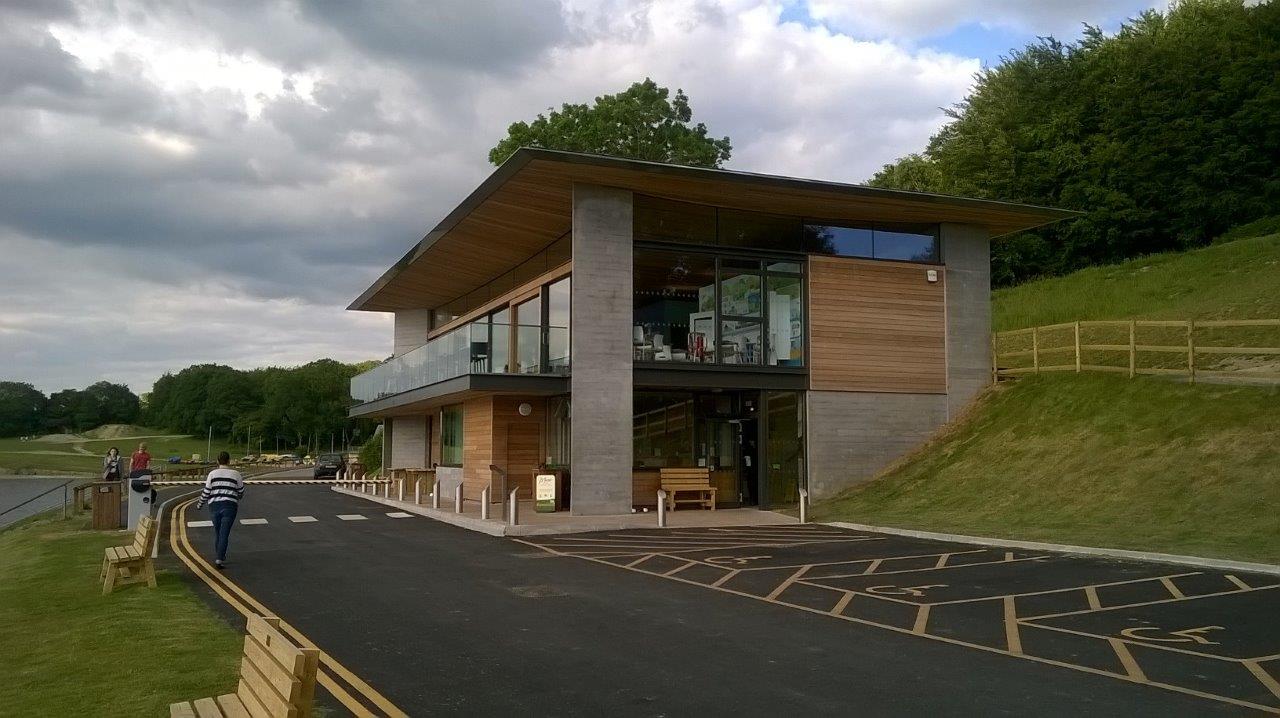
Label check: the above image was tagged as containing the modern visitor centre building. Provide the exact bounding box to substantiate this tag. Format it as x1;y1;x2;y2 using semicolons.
347;149;1074;516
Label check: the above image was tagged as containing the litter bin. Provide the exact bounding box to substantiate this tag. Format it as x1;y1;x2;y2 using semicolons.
91;482;123;530
127;473;156;530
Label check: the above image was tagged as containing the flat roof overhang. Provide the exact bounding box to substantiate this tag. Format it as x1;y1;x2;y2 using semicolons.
350;149;1081;312
348;374;569;418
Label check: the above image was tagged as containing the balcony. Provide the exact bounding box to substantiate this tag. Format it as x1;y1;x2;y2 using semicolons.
350;324;569;406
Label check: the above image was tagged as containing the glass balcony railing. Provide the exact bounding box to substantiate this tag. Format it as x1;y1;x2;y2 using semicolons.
350;325;571;404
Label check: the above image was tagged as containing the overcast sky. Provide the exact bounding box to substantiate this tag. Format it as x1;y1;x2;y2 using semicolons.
0;0;1159;395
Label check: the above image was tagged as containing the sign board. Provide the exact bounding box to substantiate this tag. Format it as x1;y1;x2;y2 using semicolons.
535;473;557;513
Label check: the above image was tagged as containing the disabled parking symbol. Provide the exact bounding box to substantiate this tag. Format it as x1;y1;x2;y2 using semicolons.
1119;625;1224;645
865;584;946;597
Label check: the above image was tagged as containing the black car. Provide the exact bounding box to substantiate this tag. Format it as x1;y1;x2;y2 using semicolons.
313;453;346;480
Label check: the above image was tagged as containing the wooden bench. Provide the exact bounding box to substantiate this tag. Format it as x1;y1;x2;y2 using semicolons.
660;468;717;511
100;514;156;594
170;614;319;718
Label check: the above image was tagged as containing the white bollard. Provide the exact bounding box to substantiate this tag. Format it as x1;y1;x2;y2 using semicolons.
454;484;464;514
799;488;809;524
431;480;440;509
383;480;390;499
414;479;421;505
397;479;405;502
336;470;344;489
657;490;668;528
480;487;490;520
507;488;520;525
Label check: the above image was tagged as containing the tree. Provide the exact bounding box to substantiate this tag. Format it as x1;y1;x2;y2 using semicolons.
0;382;46;437
869;0;1280;286
488;78;732;168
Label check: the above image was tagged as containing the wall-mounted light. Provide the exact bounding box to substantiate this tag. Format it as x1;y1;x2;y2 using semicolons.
518;402;533;416
926;269;939;283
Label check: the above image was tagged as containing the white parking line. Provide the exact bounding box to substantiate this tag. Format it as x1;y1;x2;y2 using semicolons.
187;520;213;528
288;515;318;523
386;512;413;519
337;514;367;521
240;518;268;525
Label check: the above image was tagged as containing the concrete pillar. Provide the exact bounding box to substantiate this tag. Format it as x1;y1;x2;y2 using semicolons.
393;309;432;356
569;183;633;515
940;223;992;419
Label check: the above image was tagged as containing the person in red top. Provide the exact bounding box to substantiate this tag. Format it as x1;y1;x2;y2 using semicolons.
129;442;151;475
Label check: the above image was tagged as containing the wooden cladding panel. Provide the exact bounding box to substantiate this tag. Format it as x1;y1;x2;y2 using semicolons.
492;396;545;501
461;396;494;501
809;256;947;393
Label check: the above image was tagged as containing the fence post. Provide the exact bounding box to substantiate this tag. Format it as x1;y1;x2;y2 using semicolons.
1129;320;1136;378
62;483;68;520
1074;322;1082;373
1032;326;1040;374
1187;320;1196;384
656;490;667;528
481;487;490;520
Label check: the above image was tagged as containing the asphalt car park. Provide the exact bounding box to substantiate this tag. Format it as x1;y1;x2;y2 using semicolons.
167;485;1280;715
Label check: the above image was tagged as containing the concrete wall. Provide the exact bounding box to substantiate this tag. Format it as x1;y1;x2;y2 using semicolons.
569;183;634;515
806;391;949;500
941;223;992;419
387;415;428;469
393;309;432;357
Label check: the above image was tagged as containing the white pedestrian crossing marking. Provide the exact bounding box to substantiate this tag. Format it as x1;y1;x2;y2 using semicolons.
288;516;318;523
240;518;268;525
187;520;213;528
386;512;413;518
337;514;367;521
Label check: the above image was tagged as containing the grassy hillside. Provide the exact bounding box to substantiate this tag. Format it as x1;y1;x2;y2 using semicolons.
993;232;1280;331
816;374;1280;563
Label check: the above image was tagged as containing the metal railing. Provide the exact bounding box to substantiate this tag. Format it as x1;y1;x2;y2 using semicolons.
0;480;74;522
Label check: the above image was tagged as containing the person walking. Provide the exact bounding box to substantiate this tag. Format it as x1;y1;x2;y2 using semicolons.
195;451;245;569
129;442;151;477
101;447;123;481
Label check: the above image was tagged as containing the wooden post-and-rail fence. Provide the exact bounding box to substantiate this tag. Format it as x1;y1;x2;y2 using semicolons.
993;319;1280;384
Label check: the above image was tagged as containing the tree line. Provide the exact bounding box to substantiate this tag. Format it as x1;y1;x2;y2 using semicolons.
868;0;1279;286
0;359;378;455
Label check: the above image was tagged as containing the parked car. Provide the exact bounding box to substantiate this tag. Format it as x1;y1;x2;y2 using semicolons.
313;453;346;480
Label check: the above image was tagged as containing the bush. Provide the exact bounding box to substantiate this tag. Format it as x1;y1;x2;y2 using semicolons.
358;426;382;475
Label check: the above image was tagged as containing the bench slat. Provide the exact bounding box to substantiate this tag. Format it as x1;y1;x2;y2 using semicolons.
247;615;307;676
238;676;296;718
216;693;252;718
171;702;197;718
234;678;274;718
242;636;302;704
193;697;223;718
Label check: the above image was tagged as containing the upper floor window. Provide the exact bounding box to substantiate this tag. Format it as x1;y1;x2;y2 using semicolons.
805;222;939;263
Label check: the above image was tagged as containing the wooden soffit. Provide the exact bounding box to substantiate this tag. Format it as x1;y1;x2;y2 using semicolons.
350;149;1079;312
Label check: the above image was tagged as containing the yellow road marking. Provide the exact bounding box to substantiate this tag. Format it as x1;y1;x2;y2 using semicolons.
831;591;854;616
1245;660;1280;701
516;538;1280;714
766;565;811;601
815;553;1039;581
912;605;930;635
862;558;883;575
1107;638;1147;682
1085;586;1102;610
1023;581;1279;620
1004;551;1015;562
665;561;697;576
625;554;655;568
934;554;950;569
1023;621;1241;663
173;500;408;718
1225;574;1251;591
1160;576;1187;599
1004;597;1022;654
711;568;740;587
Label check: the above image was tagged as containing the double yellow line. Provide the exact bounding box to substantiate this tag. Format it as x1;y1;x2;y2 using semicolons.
169;498;409;717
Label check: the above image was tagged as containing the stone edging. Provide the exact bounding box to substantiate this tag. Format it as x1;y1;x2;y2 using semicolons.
825;521;1280;577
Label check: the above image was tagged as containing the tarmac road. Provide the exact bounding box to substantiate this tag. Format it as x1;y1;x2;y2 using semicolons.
0;477;76;529
163;482;1279;716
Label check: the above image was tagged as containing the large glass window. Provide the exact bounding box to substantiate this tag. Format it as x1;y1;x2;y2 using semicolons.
633;250;717;363
634;248;802;367
440;404;463;466
546;396;570;466
468;316;490;372
515;295;542;374
767;275;803;366
806;222;939;263
633;393;695;467
765;391;803;509
489;308;510;373
547;278;570;373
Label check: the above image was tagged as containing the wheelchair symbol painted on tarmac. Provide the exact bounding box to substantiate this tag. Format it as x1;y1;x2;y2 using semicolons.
706;555;772;565
1119;625;1224;645
865;584;947;597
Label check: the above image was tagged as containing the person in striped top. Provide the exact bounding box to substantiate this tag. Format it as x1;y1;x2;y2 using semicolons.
195;451;245;569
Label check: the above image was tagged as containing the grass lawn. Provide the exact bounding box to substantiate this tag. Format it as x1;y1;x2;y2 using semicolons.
0;514;243;715
993;232;1280;331
815;373;1280;564
0;431;253;476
